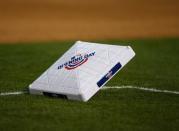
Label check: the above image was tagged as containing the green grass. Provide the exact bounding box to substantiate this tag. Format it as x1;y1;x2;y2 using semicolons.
0;38;179;131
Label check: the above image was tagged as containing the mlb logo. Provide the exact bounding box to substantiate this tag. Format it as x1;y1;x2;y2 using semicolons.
29;41;135;101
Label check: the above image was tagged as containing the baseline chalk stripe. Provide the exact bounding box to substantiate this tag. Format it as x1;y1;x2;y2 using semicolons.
1;85;179;96
103;86;179;95
0;91;25;96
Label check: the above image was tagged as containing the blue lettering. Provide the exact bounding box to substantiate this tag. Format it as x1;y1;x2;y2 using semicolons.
57;52;95;70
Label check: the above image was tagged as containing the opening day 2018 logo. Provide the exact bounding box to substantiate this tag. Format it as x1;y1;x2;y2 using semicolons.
57;52;95;70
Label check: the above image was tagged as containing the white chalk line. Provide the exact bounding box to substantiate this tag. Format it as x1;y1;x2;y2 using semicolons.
103;86;179;95
0;91;25;96
0;86;179;96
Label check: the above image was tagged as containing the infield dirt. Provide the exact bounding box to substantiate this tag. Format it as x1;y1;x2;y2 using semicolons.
0;0;179;43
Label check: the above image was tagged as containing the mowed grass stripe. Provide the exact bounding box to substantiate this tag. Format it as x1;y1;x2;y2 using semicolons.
0;88;179;131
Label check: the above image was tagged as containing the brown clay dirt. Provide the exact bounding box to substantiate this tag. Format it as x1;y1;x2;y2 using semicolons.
0;0;179;43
